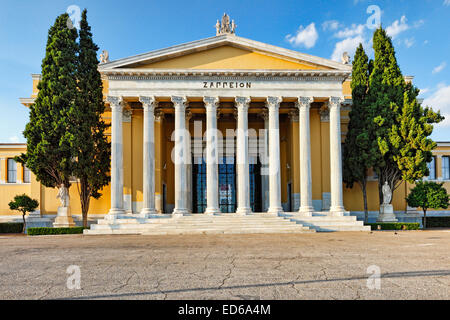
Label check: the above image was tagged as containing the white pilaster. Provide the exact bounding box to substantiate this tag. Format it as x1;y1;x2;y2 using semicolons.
171;96;189;216
266;96;283;215
204;96;220;215
140;96;157;217
329;97;345;216
107;96;126;219
235;96;252;215
298;97;314;216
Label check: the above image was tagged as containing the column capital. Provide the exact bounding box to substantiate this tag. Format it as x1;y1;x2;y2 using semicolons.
266;96;282;110
107;96;124;109
203;96;219;112
258;109;269;121
296;97;313;109
171;96;188;110
288;109;299;122
155;109;165;122
139;96;157;109
235;96;251;110
329;96;344;109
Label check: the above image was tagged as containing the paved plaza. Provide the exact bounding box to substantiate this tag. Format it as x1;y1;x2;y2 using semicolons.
0;230;449;300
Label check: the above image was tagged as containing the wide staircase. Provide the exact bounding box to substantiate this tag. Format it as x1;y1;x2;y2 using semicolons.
280;212;371;232
84;213;315;235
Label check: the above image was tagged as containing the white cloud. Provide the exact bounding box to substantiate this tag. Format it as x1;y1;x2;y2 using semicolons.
8;136;20;143
386;15;409;39
444;0;450;6
404;38;415;48
331;35;366;62
322;20;340;31
334;24;365;38
432;62;447;74
286;23;319;49
423;85;450;127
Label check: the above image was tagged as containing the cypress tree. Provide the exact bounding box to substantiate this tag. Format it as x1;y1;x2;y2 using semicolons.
71;9;111;228
367;27;443;203
343;44;378;223
18;14;78;190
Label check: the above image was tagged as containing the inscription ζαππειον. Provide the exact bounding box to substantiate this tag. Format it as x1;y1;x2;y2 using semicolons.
203;81;251;89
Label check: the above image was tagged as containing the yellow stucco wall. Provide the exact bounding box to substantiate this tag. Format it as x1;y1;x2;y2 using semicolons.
138;46;330;70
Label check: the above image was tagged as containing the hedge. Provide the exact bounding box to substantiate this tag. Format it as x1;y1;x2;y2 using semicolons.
423;216;450;228
366;223;420;230
27;227;85;236
0;222;24;233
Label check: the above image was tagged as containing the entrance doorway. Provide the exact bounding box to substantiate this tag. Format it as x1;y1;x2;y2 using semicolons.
193;156;262;213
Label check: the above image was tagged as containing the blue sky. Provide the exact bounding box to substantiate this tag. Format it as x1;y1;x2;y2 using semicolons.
0;0;449;142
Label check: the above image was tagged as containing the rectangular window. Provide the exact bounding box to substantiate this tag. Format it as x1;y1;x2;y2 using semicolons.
7;158;17;183
443;156;450;180
427;156;436;180
23;166;31;183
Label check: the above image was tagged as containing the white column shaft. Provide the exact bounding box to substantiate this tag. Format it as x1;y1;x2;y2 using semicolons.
140;96;157;217
298;97;314;215
267;97;283;215
235;97;251;215
204;97;220;214
107;96;125;218
172;96;189;216
329;97;345;215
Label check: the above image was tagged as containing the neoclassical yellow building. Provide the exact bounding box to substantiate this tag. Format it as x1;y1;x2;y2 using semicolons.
1;16;449;232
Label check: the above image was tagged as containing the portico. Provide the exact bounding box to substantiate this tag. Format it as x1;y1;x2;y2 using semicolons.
104;91;346;217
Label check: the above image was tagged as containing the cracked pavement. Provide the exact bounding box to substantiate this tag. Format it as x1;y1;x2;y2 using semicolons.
0;230;449;299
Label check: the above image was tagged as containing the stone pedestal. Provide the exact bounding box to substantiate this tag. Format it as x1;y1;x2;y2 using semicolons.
53;207;76;228
377;204;398;222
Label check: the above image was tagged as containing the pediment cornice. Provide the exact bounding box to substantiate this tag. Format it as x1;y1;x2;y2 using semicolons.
99;34;352;72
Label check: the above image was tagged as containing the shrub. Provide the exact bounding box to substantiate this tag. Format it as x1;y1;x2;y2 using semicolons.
423;216;450;228
27;227;85;236
366;222;420;230
8;194;39;233
0;223;24;233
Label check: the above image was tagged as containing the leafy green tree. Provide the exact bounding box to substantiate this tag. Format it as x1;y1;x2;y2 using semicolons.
9;194;39;233
343;44;378;223
17;13;78;191
367;27;443;203
71;9;110;228
406;181;449;228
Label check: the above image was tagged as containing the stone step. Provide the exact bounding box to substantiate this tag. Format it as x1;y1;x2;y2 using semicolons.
312;225;371;232
289;220;364;227
91;221;303;230
85;226;314;235
283;215;357;222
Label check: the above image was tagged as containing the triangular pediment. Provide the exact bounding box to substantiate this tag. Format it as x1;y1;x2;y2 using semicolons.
100;34;351;72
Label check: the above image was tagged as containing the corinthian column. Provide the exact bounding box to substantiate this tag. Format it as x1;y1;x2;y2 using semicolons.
329;97;345;216
107;96;126;219
266;96;283;215
235;96;252;215
204;96;220;215
298;97;315;216
172;96;189;216
140;96;157;217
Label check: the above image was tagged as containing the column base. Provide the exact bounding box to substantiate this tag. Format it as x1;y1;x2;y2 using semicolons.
267;207;284;215
105;208;126;220
204;207;220;215
298;206;315;216
329;206;345;217
172;208;189;217
236;207;252;215
140;208;157;218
